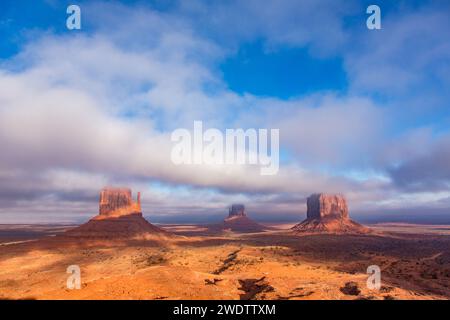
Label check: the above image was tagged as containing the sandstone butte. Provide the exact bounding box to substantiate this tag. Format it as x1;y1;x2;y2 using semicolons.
292;193;370;234
65;187;168;239
217;204;268;233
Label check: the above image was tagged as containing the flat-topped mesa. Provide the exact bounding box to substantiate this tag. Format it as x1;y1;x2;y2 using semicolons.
228;204;246;217
98;187;141;218
306;194;348;220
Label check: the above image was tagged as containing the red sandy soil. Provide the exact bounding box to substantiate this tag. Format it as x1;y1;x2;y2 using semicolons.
0;223;449;300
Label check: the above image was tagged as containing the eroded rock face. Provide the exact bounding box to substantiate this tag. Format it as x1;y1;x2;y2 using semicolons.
306;194;348;220
293;193;369;234
229;204;246;217
98;187;141;218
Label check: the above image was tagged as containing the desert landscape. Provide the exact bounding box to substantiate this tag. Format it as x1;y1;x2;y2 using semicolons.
1;0;449;309
1;188;449;300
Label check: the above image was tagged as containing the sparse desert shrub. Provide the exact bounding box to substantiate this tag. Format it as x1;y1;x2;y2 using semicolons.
340;282;361;296
146;254;166;266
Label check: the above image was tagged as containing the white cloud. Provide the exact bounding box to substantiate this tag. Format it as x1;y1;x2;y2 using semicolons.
345;4;450;97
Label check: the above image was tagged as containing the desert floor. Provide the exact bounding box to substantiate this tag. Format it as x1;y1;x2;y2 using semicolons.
0;223;449;300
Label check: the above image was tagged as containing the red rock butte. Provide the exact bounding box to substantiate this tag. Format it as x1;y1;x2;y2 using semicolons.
292;193;369;234
65;187;168;239
212;204;267;233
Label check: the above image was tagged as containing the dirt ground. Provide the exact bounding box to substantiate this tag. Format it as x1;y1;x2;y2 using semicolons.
0;223;449;300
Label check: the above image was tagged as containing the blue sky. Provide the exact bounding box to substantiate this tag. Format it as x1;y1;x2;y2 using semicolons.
221;41;348;98
0;0;450;224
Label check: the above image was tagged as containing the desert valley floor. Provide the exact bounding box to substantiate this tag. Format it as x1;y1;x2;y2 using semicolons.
1;223;450;300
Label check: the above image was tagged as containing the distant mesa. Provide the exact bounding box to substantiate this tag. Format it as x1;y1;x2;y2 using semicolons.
65;187;168;239
228;204;246;217
292;194;370;234
212;204;267;233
